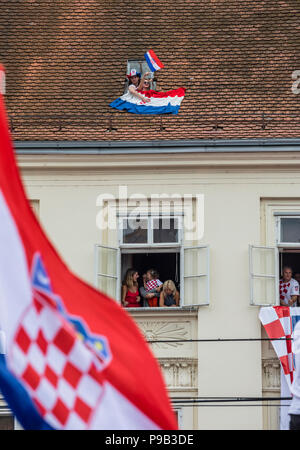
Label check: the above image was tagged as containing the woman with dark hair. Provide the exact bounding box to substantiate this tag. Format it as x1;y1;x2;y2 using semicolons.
121;268;141;308
127;69;141;90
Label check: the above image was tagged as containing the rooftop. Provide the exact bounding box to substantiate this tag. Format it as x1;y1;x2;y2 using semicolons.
1;0;300;142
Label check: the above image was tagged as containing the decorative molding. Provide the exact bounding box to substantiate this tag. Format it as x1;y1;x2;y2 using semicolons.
138;321;189;349
262;358;281;392
17;149;300;172
158;358;198;390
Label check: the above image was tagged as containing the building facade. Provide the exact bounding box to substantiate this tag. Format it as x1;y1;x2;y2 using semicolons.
8;138;298;430
1;0;300;430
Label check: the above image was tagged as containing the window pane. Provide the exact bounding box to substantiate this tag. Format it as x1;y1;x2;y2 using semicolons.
184;276;208;306
252;276;276;305
97;275;117;299
251;247;275;276
184;247;207;277
122;218;148;244
153;218;179;243
184;246;209;306
280;218;300;243
96;246;117;277
95;245;118;300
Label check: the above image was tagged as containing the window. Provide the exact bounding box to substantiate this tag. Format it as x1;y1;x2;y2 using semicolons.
278;216;300;246
125;59;157;92
94;214;209;308
252;202;300;306
119;215;182;246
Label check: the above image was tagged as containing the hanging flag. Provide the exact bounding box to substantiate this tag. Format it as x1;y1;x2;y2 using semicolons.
259;306;300;429
144;50;164;72
0;77;177;430
110;87;186;115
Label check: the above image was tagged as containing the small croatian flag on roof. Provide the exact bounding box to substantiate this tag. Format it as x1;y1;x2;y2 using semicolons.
144;50;164;72
0;84;177;430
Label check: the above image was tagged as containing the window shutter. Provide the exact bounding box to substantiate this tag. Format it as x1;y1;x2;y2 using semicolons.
94;244;120;302
181;245;210;306
249;245;279;306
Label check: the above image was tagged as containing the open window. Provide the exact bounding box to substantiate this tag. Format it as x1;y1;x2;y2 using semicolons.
249;245;279;306
276;215;300;300
125;59;157;93
95;214;210;308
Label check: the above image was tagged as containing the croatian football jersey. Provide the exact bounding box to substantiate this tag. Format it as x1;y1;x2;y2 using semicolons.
279;278;299;306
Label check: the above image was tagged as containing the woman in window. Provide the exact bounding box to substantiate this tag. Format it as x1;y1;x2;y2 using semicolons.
121;268;141;308
127;69;150;103
127;70;151;103
127;69;141;91
159;280;180;307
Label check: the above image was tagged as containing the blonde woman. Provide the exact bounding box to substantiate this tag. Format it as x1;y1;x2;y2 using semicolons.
121;268;141;308
159;280;179;307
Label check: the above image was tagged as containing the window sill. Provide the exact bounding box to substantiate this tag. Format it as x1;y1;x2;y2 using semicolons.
125;305;201;315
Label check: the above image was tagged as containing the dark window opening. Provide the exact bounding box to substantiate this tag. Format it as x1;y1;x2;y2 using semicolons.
121;252;180;306
279;250;300;306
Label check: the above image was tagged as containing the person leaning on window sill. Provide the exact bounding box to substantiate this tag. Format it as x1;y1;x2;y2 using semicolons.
159;280;180;307
139;286;160;307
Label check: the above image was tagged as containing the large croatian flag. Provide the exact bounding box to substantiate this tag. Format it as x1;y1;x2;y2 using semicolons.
144;50;164;72
110;87;186;115
0;87;177;430
259;306;300;429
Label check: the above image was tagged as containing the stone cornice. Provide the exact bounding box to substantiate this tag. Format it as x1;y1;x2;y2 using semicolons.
16;151;300;172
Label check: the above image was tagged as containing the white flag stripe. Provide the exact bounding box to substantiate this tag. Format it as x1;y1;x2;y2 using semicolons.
0;190;32;347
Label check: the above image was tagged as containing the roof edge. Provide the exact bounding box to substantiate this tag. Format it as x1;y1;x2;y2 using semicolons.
14;138;300;154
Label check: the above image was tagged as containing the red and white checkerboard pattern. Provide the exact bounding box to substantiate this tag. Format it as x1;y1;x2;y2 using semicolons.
280;280;290;302
8;291;106;429
146;279;162;291
259;306;294;388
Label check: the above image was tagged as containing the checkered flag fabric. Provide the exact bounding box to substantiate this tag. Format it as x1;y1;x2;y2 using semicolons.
10;290;105;430
259;306;296;389
146;279;162;291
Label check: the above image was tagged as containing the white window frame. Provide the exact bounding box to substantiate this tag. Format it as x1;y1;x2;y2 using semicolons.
95;213;210;308
276;214;300;248
249;244;279;306
118;214;183;248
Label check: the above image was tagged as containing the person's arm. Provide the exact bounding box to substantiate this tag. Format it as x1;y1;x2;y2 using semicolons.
128;84;150;102
137;72;150;90
289;295;298;306
159;291;165;307
121;285;128;307
174;290;180;307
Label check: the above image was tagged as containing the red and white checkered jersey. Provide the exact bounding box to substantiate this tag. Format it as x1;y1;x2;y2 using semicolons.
146;279;162;291
280;278;299;305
